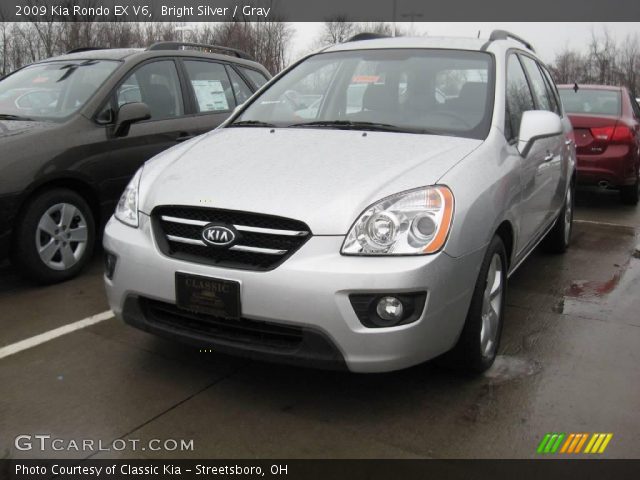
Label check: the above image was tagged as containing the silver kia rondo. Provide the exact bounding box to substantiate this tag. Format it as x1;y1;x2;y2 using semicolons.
104;31;576;373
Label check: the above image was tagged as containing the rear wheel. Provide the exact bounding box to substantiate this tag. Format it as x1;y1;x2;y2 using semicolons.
12;189;95;284
438;235;507;374
620;176;639;205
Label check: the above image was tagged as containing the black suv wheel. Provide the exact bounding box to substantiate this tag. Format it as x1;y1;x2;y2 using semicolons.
12;189;95;284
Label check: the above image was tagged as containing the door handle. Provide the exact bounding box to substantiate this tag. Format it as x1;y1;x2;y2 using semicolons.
176;132;195;142
565;139;573;146
543;151;554;162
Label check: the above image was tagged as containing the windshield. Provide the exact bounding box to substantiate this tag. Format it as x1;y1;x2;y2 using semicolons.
232;49;494;139
559;88;621;116
0;60;120;121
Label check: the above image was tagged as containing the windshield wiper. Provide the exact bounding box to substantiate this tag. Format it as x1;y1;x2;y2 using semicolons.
57;60;99;82
0;113;34;121
287;120;429;134
228;120;277;128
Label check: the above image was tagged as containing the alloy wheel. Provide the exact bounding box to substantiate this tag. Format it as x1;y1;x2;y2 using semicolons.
480;253;504;358
36;203;88;271
564;187;573;245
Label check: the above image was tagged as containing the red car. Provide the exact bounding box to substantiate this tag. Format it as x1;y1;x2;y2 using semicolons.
558;84;640;204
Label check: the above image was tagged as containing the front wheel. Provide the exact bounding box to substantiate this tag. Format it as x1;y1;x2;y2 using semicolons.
438;235;507;374
12;188;95;284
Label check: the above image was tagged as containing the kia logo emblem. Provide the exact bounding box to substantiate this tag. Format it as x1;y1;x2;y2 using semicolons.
201;224;237;247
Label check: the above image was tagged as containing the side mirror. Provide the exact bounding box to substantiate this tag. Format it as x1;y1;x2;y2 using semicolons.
113;102;151;137
517;110;563;157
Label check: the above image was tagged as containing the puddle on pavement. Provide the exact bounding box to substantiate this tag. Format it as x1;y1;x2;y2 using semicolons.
461;356;540;423
554;251;640;323
565;266;625;299
483;355;540;385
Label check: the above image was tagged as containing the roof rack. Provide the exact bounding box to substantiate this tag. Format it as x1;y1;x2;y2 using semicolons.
65;47;106;54
488;30;535;52
346;33;389;42
146;41;253;60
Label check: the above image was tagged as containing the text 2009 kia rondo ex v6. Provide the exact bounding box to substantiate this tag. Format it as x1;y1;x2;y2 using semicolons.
104;32;576;373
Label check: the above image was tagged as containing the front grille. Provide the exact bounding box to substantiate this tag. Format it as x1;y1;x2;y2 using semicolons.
141;298;304;351
152;206;311;271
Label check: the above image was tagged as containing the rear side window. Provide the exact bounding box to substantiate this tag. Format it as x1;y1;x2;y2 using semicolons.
117;60;184;120
505;54;534;140
538;65;561;114
183;60;235;113
558;88;621;116
226;66;253;105
520;55;553;112
238;67;269;89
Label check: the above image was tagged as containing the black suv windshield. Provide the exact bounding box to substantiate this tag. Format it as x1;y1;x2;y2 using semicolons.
232;49;495;139
0;60;119;121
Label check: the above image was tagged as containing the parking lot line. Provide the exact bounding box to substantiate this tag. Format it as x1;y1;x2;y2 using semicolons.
573;219;637;229
0;310;114;360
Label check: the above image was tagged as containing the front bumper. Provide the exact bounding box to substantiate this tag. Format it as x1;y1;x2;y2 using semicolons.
103;214;483;373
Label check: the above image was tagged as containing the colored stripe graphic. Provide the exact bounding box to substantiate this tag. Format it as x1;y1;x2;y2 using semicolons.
575;433;589;453
584;434;598;453
560;433;575;453
568;434;582;453
537;433;566;453
550;433;565;453
598;434;613;453
539;433;613;454
537;434;552;454
585;433;613;454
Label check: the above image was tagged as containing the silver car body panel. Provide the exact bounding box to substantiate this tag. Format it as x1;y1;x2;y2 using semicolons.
138;128;482;235
104;215;484;372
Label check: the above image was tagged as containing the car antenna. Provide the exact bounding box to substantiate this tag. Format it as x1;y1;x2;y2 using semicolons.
573;82;579;93
477;30;481;38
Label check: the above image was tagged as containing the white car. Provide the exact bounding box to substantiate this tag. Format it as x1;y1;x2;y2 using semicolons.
104;31;575;373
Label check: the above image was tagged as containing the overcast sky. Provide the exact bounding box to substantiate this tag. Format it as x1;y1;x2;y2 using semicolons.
289;22;640;62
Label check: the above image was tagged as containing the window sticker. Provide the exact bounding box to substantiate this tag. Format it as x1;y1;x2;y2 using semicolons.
351;75;380;84
191;80;229;111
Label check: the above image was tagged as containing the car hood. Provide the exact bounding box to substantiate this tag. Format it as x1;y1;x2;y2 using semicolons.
140;128;482;235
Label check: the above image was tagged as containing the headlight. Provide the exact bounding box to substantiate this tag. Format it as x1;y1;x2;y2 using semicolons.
341;186;454;255
114;167;143;228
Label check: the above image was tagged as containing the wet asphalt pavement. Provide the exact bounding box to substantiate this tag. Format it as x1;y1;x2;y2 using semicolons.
1;187;639;460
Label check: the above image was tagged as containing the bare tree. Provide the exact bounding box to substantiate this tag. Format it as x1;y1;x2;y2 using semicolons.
549;27;640;99
318;17;357;45
312;20;407;52
618;34;639;98
0;20;291;76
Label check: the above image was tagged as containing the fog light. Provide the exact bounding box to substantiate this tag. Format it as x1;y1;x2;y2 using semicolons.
349;291;427;328
376;296;404;323
104;252;117;280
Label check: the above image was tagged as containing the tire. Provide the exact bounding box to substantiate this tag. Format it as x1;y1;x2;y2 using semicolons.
12;188;95;284
438;235;508;374
542;183;574;254
620;177;639;205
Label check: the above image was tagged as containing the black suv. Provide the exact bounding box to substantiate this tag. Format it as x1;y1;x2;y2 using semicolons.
0;42;270;283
